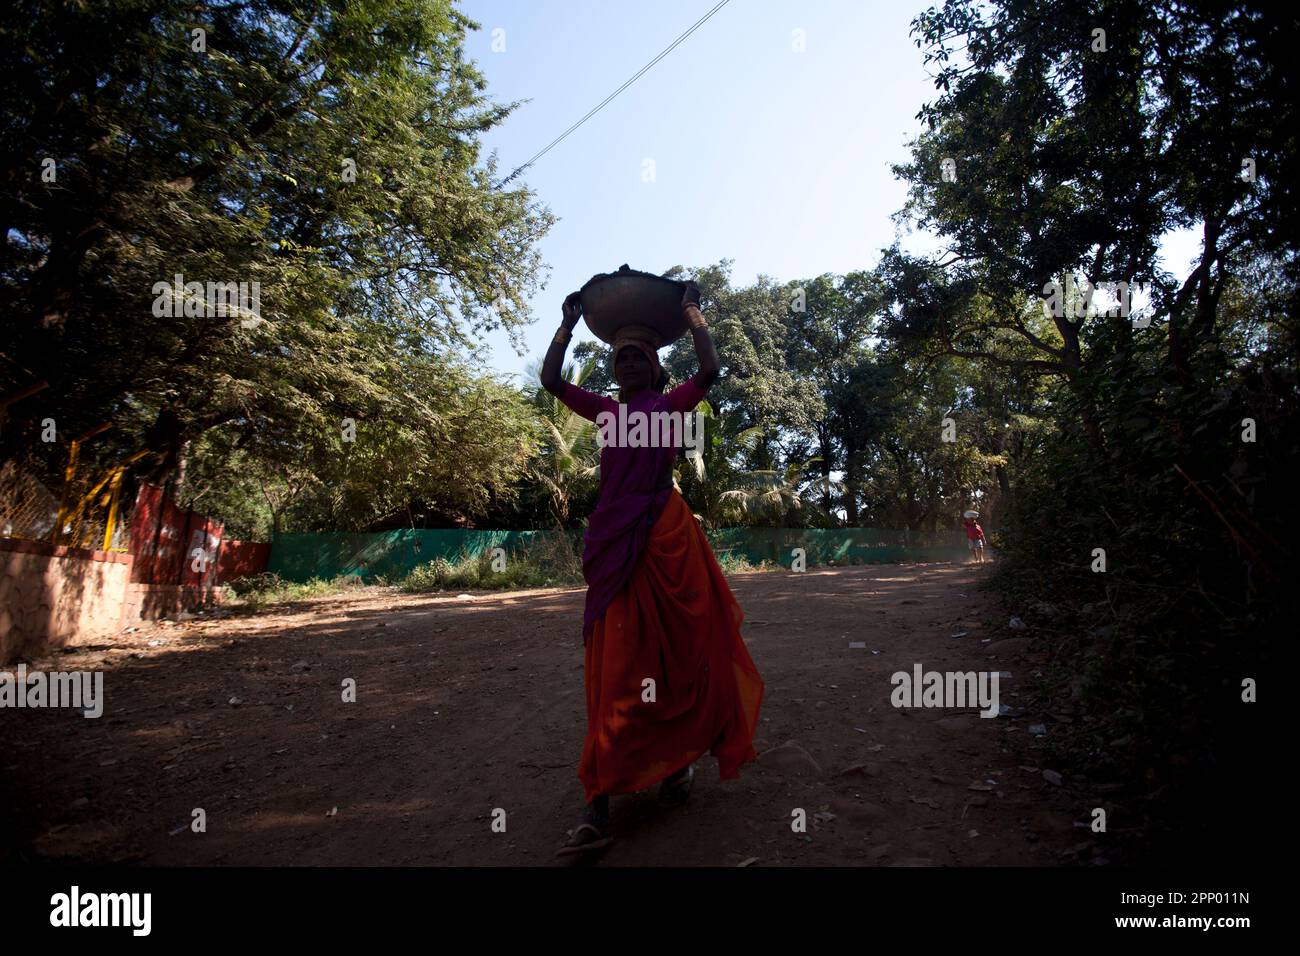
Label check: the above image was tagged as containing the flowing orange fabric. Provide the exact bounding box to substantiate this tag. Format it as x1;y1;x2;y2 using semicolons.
579;488;765;803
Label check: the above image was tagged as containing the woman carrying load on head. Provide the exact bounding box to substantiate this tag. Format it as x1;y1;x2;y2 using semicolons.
539;281;765;855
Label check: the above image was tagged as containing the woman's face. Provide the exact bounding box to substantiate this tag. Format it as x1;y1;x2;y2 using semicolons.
614;345;654;393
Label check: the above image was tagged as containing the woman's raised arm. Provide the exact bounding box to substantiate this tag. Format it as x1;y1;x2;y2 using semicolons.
541;291;583;397
682;282;719;391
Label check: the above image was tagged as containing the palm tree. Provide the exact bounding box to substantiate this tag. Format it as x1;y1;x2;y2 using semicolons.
524;355;600;528
718;456;839;527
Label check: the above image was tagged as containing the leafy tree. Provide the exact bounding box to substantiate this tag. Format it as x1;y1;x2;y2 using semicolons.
1;0;553;500
717;456;830;528
782;272;881;520
890;0;1298;863
663;262;826;525
180;353;538;533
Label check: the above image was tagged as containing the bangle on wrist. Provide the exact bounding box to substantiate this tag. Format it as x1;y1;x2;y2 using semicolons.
553;325;572;344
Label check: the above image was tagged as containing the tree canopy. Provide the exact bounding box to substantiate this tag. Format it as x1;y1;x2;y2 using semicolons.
2;0;552;518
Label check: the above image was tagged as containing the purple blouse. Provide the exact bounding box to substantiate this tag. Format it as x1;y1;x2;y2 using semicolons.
557;375;709;641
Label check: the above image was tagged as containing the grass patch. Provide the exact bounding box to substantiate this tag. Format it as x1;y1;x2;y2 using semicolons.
399;534;584;593
713;551;777;574
226;571;368;609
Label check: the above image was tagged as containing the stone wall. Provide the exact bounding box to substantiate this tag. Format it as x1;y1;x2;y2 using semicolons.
0;538;134;663
0;539;229;663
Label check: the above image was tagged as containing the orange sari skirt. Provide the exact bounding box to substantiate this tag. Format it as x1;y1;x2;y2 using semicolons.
579;489;765;803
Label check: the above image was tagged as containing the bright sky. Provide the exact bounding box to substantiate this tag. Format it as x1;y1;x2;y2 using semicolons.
458;0;1202;384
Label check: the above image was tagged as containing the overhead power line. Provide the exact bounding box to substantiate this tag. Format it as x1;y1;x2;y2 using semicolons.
495;0;732;187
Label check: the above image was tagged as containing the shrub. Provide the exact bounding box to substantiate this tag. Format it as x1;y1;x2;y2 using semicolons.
228;573;353;608
399;534;584;593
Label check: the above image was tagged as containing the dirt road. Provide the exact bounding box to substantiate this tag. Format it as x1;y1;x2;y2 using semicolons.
1;563;1089;866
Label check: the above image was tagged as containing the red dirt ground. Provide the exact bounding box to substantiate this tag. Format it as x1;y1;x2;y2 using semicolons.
1;562;1091;866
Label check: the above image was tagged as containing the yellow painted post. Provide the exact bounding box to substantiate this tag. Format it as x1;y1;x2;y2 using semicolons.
51;423;112;544
102;467;125;552
51;439;81;545
100;450;149;552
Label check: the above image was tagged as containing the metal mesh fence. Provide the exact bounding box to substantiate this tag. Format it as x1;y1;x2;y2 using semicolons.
0;455;59;541
266;524;980;584
0;451;129;551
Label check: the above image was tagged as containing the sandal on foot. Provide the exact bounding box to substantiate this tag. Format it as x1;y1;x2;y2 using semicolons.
555;821;613;857
657;764;695;807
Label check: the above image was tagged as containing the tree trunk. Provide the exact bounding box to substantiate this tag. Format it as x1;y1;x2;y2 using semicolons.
816;424;834;515
844;450;860;526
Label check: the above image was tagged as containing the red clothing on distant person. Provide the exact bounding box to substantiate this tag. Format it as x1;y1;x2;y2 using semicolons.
964;520;985;541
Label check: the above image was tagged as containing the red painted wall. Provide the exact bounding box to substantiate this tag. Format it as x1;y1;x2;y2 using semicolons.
216;541;270;582
128;484;267;585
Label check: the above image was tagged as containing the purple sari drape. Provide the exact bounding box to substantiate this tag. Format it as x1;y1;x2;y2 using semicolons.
556;376;707;640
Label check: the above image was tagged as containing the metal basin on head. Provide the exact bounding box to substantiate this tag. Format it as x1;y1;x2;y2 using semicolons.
579;264;689;347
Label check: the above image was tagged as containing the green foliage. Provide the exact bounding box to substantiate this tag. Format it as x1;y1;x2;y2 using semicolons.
521;355;600;528
228;572;358;609
1;0;553;508
712;551;776;575
226;572;285;598
892;0;1295;862
716;456;833;527
399;533;583;591
178;356;540;535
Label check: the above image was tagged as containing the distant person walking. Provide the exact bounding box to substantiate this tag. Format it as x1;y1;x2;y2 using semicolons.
539;281;765;855
962;511;987;564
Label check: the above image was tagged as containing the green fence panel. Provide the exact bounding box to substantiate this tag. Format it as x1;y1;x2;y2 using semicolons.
267;528;584;583
267;525;983;584
704;527;973;567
